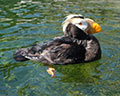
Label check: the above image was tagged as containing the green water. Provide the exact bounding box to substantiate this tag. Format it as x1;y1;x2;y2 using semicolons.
0;0;120;96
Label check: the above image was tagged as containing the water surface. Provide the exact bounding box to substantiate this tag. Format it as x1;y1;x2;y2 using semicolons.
0;0;120;96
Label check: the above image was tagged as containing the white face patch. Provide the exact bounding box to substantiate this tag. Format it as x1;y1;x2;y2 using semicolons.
62;14;88;34
74;19;88;32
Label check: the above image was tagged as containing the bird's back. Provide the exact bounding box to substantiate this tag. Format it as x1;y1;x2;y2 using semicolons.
14;35;101;65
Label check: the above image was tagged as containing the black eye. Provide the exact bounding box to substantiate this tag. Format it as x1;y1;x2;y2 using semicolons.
79;22;82;25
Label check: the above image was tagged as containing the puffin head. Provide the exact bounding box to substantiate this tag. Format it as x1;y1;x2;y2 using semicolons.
62;14;101;39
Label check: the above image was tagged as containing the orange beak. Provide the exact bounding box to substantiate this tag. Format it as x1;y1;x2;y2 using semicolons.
85;18;102;34
91;22;101;34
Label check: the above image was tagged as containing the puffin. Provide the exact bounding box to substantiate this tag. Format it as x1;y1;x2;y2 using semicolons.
14;14;101;65
14;14;102;76
14;14;102;64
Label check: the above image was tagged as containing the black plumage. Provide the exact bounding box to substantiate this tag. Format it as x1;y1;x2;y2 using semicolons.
14;23;101;65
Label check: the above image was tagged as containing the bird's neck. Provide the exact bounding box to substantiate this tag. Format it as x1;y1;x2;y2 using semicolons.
65;23;88;40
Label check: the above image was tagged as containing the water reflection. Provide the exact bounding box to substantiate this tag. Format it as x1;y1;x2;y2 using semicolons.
54;61;101;83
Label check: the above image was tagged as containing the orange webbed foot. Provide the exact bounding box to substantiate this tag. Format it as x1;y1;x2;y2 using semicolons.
47;67;55;77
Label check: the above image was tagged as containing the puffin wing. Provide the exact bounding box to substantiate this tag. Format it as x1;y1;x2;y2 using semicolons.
14;36;74;63
23;36;75;64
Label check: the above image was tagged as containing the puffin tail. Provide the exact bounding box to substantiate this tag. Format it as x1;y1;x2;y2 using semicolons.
14;48;29;62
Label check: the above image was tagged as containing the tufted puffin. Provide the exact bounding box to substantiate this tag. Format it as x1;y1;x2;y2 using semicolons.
14;14;102;65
